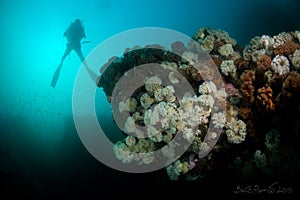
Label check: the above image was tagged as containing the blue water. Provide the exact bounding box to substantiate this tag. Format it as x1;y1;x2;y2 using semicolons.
0;0;299;197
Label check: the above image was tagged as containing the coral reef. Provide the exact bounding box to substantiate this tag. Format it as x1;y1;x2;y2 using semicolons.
257;86;276;111
240;70;255;103
97;28;300;182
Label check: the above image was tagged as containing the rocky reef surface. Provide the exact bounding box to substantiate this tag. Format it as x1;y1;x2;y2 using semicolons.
97;28;300;181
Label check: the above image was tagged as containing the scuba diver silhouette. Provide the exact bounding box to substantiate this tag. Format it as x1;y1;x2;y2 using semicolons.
51;19;97;88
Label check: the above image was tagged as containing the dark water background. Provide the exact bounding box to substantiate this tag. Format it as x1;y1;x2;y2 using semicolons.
0;0;299;198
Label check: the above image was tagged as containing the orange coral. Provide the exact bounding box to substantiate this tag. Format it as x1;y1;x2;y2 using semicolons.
273;40;300;56
239;107;251;120
234;58;251;72
211;56;222;69
256;55;271;72
257;86;276;111
283;71;300;89
279;71;300;109
240;70;255;103
246;119;257;139
213;40;224;52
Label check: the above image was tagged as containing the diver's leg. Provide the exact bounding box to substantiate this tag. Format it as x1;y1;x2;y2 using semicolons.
59;45;72;68
75;48;98;84
51;46;71;87
75;48;88;68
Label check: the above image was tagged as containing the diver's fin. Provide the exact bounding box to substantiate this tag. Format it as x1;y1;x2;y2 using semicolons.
51;65;62;88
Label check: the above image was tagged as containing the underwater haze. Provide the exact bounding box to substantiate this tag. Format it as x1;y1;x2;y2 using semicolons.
0;0;299;198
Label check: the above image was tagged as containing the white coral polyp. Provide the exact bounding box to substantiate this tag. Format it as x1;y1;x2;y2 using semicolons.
140;153;155;164
218;44;234;57
296;31;300;43
213;89;227;101
140;93;154;109
272;32;292;48
272;35;284;48
119;98;137;113
145;76;162;92
147;125;161;141
182;51;199;65
144;102;180;132
211;112;226;129
113;142;134;163
271;55;290;75
181;95;198;112
251;49;266;62
220;60;236;77
198;81;217;95
162;86;176;103
182;127;195;142
181;104;210;125
292;49;300;69
226;119;247;144
124;116;137;134
260;35;274;49
125;135;136;147
198;94;215;109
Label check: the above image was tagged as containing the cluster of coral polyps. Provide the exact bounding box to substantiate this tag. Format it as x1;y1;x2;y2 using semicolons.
97;28;300;181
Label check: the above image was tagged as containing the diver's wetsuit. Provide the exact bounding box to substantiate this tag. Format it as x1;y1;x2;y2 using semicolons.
59;19;86;66
51;19;96;88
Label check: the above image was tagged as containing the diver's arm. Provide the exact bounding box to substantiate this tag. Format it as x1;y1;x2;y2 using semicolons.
63;28;70;37
83;29;86;39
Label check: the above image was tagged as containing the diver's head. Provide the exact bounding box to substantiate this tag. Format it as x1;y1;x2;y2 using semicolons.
74;18;82;25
